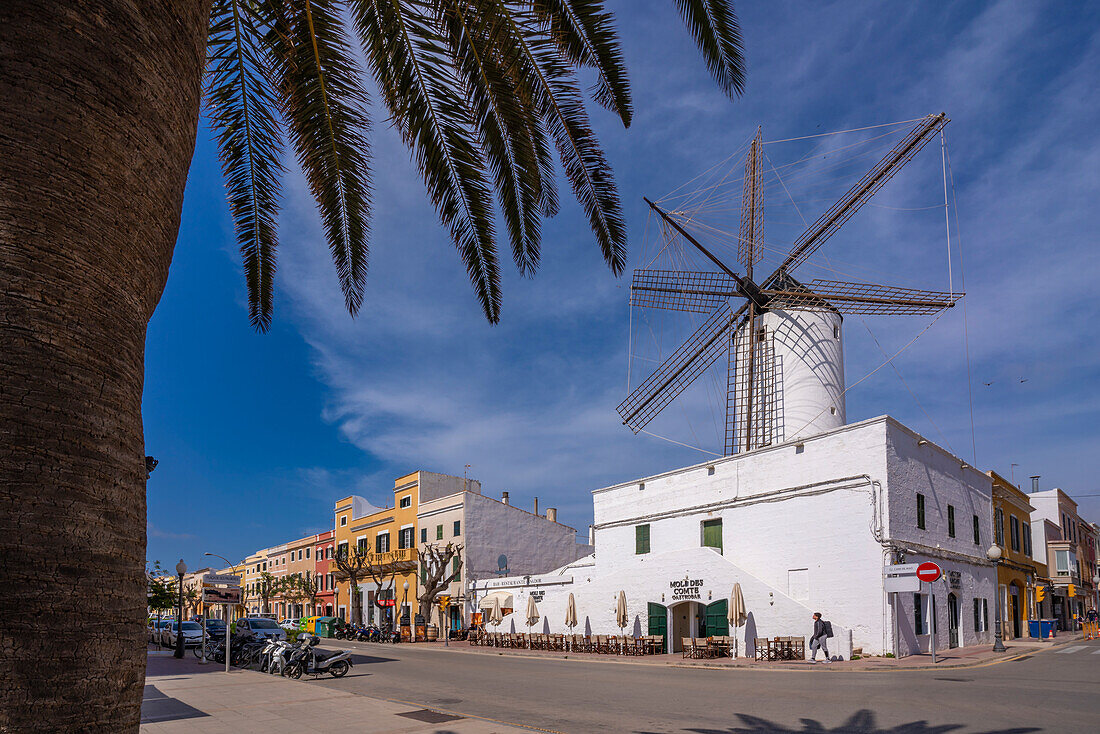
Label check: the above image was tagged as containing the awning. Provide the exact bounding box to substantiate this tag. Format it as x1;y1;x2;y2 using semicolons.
478;591;514;610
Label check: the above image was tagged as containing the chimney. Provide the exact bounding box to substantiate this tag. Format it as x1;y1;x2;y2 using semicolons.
546;508;557;523
501;491;509;505
534;497;539;516
1031;476;1040;493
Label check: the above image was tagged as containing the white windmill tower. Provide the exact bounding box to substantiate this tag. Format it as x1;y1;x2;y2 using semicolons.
619;113;963;454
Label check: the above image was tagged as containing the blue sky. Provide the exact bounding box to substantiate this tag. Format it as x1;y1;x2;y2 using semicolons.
144;0;1100;570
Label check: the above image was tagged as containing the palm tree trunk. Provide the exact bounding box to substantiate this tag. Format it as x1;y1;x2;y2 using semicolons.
0;2;210;731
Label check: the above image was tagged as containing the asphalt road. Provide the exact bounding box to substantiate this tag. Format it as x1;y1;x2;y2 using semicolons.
305;639;1100;733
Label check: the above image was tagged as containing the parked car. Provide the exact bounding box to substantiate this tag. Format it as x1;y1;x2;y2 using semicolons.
204;619;228;638
162;621;206;648
278;618;299;631
235;617;287;641
148;619;172;643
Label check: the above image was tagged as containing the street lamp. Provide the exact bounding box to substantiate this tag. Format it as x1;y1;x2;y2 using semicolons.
174;559;187;659
403;580;410;641
986;546;1006;653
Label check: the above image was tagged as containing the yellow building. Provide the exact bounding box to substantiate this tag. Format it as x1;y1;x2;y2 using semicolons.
331;471;423;626
989;471;1047;639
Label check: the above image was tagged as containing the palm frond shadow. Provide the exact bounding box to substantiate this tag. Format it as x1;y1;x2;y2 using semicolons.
634;709;1041;734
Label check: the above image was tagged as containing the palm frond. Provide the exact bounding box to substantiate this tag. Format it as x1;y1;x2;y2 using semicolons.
674;0;746;97
262;0;373;316
436;0;545;275
349;0;502;321
530;0;632;127
490;1;626;274
205;0;285;331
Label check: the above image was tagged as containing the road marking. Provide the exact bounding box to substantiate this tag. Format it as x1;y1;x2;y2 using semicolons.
1056;645;1087;654
1092;648;1100;655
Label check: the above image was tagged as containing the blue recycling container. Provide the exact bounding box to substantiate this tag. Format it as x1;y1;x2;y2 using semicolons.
1028;619;1056;639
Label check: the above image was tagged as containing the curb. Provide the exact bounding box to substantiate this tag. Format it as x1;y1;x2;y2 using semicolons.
326;633;1085;674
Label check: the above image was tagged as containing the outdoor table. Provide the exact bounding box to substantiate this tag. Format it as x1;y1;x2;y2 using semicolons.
708;637;732;657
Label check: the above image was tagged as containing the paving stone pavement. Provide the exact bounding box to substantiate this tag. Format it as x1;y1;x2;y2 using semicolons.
141;652;530;733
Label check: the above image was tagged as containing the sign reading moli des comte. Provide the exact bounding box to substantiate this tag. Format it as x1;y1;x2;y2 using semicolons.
670;578;704;601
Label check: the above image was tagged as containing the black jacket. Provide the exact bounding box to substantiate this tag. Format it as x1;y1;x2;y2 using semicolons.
812;618;826;641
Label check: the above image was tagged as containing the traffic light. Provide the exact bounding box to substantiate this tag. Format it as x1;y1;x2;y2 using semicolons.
1067;584;1076;598
439;595;451;608
1035;586;1046;603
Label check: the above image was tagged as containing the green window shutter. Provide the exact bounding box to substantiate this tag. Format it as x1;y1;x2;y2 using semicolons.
436;524;443;540
635;524;650;554
647;602;667;641
917;494;926;529
454;520;461;536
453;557;460;575
705;600;729;637
420;528;427;543
948;505;955;538
702;519;723;552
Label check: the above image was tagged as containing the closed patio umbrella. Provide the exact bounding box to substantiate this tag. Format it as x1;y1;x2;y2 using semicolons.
488;596;503;628
565;593;577;650
525;595;540;648
729;583;746;657
616;591;628;653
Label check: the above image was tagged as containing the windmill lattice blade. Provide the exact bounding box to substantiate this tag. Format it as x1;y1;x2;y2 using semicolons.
779;113;949;275
630;269;739;312
738;128;763;269
618;301;745;431
763;280;962;316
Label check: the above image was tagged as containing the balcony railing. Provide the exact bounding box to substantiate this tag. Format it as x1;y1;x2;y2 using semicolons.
329;547;419;578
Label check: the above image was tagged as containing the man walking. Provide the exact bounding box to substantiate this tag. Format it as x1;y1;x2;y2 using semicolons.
809;612;830;663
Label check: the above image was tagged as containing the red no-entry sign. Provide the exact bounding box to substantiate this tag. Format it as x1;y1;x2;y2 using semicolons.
916;562;942;583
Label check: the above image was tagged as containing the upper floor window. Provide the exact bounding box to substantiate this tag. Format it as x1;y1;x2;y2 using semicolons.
1023;523;1033;556
1055;549;1075;576
357;536;369;553
436;524;444;540
376;533;390;553
947;505;956;538
972;515;980;545
340;516;347;526
916;494;926;530
399;495;411;508
398;527;414;549
635;524;651;555
305;548;310;559
453;520;461;536
1009;516;1021;553
420;528;427;544
994;508;1004;546
702;518;722;553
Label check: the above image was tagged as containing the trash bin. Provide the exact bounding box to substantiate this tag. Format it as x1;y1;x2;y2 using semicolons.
314;617;339;638
1028;619;1057;639
304;616;321;634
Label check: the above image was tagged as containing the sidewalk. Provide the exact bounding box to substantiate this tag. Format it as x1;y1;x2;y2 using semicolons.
141;651;528;733
337;633;1080;672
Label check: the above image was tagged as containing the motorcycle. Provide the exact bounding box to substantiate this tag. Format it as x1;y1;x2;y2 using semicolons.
283;635;353;679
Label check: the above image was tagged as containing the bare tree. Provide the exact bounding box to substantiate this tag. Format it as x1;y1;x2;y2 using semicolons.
255;572;285;616
331;546;371;625
417;543;464;630
296;572;321;616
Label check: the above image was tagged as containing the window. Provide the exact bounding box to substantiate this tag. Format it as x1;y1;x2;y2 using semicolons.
337;540;348;558
1023;523;1032;556
298;549;303;561
1055;549;1075;576
635;524;651;555
973;515;980;545
453;520;461;536
973;598;981;631
420;528;427;544
399;495;411;508
914;594;924;634
262;562;267;571
340;515;347;526
357;536;369;553
376;533;390;553
305;548;310;559
947;505;955;538
994;508;1004;545
453;557;460;575
436;524;444;540
398;527;413;549
1010;516;1020;553
916;494;926;530
702;519;723;553
982;599;989;631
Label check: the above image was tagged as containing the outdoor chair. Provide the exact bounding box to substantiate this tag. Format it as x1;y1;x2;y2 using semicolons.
551;634;565;652
572;634;588;652
681;637;695;659
595;635;611;654
694;638;716;659
754;637;770;661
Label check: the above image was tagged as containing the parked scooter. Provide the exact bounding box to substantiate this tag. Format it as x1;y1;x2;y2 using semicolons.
283;635;353;679
264;639;296;675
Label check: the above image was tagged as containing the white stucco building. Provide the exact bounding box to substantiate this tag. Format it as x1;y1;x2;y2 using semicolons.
474;415;996;658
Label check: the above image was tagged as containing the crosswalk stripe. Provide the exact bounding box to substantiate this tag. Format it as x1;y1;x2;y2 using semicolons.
1056;645;1087;654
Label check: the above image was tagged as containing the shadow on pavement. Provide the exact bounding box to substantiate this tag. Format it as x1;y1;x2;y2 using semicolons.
635;710;1042;734
140;684;209;724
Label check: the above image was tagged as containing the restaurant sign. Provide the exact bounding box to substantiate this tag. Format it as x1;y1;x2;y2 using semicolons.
670;578;704;601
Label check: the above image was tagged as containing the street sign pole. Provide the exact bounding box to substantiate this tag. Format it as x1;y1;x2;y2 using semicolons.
224;603;231;673
200;609;207;664
928;583;936;665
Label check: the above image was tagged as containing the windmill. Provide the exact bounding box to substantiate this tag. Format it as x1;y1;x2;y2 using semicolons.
618;113;963;455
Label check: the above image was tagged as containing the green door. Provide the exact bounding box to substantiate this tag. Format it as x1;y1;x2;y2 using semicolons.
648;603;667;652
706;600;729;637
